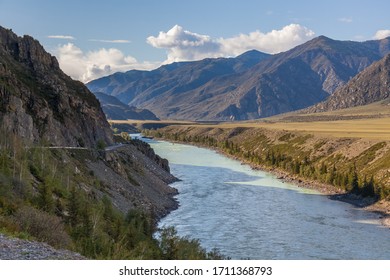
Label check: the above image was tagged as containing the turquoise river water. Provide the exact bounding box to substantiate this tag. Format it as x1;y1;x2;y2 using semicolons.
145;138;390;259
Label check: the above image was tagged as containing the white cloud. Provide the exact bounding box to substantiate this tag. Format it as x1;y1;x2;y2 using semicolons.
55;43;158;83
147;24;315;63
338;17;353;23
147;25;222;63
48;35;75;40
373;29;390;40
89;39;131;43
220;24;315;56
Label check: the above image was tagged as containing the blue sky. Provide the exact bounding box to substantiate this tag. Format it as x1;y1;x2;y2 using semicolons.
1;0;389;82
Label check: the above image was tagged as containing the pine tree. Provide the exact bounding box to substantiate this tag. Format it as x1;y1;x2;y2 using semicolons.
326;165;336;185
362;175;375;197
67;186;82;228
350;169;359;194
37;182;54;213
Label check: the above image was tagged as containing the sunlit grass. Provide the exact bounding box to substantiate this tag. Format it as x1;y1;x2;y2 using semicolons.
110;102;390;140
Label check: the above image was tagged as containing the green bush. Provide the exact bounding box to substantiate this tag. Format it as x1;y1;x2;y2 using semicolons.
96;139;107;150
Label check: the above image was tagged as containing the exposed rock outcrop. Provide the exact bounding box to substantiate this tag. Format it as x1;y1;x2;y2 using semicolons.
0;26;113;147
88;143;178;219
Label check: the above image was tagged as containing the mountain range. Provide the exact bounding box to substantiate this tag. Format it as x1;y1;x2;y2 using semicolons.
87;36;390;121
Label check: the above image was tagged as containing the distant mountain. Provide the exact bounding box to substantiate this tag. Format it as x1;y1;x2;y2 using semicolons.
0;26;113;147
94;92;159;120
86;49;271;107
87;36;390;121
305;53;390;112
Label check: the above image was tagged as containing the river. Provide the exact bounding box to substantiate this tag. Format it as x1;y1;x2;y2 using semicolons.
144;137;390;259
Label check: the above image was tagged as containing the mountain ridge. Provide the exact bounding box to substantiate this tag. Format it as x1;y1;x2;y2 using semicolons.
304;52;390;112
87;49;271;108
87;36;390;121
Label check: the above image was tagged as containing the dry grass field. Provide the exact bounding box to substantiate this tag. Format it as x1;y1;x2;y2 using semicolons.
112;101;390;140
213;117;390;140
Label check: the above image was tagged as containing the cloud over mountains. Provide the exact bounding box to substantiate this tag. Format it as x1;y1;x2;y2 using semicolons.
147;24;316;63
56;24;316;82
56;43;158;83
147;25;222;63
373;29;390;40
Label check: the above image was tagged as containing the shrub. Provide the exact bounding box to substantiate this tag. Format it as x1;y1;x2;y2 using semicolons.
13;206;72;249
96;139;106;150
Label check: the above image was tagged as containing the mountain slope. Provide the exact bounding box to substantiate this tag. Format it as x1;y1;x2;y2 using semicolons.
0;26;113;147
168;36;390;120
207;36;390;120
87;36;390;121
86;50;271;106
0;26;182;259
94;92;159;120
305;53;390;112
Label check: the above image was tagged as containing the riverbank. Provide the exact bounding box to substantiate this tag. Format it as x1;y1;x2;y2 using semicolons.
144;126;390;229
252;163;390;229
208;143;388;228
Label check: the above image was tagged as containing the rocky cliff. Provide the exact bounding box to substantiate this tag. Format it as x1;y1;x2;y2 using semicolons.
0;26;113;147
88;143;178;219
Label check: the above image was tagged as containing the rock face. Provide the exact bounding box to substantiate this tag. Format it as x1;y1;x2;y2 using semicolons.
87;36;390;121
131;139;170;172
89;143;178;218
93;92;159;120
0;26;113;147
305;53;390;112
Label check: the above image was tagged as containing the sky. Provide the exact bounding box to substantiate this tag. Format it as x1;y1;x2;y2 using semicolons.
0;0;389;83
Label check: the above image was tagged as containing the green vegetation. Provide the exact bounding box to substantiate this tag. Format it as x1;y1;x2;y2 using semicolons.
145;127;390;201
96;139;107;150
0;130;224;259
